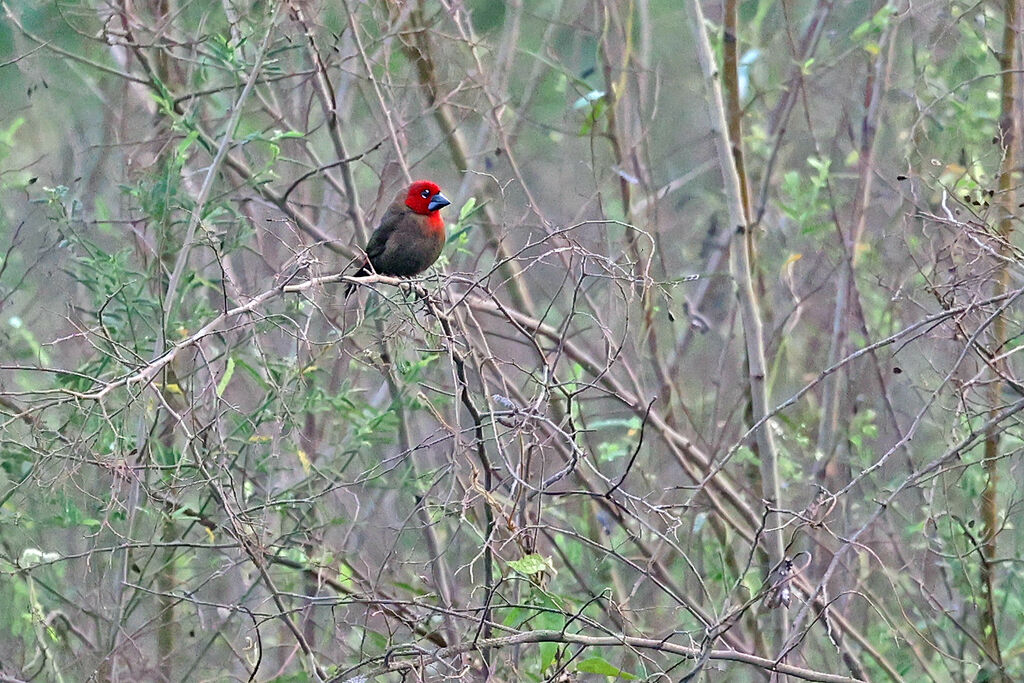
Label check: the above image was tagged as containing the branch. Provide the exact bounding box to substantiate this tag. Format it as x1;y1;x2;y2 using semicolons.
686;0;784;589
331;628;865;683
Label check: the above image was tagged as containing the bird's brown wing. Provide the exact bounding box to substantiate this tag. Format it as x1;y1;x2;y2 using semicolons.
363;204;409;264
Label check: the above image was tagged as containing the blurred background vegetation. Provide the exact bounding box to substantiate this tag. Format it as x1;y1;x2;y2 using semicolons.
0;0;1022;681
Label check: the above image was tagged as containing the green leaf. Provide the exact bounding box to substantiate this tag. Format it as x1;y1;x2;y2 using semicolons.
540;641;559;673
0;117;25;147
578;99;607;136
175;130;199;158
502;606;524;627
851;20;872;41
459;196;477;222
589;417;641;430
507;553;555;575
233;358;268;388
269;129;305;141
216;357;236;397
576;656;637;679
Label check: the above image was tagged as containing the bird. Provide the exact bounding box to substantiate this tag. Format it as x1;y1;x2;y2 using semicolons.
345;180;451;297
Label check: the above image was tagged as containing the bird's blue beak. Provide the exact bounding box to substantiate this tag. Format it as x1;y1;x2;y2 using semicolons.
428;192;451;211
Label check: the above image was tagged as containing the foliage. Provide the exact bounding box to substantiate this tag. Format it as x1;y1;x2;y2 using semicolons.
0;0;1022;681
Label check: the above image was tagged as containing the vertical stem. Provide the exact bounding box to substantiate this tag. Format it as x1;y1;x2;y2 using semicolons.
723;0;753;222
157;523;175;678
290;1;368;243
814;44;889;506
723;0;783;658
402;0;535;312
157;474;177;679
687;0;786;648
599;3;678;428
382;348;464;654
343;0;411;182
980;0;1017;676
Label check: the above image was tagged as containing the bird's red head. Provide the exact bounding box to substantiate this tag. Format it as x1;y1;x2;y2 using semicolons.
405;180;451;217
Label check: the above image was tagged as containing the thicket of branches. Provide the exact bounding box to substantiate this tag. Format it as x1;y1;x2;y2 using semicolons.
0;1;1022;681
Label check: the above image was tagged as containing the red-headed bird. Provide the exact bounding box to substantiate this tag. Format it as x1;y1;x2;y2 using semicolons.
345;180;451;297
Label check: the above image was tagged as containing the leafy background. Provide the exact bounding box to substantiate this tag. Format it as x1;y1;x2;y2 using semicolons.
0;0;1022;681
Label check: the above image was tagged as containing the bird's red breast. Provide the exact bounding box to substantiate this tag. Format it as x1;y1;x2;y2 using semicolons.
426;209;445;232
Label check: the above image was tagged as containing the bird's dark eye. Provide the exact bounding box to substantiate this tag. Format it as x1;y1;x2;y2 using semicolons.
421;189;431;198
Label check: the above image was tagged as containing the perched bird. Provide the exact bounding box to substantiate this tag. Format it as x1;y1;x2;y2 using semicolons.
345;180;451;297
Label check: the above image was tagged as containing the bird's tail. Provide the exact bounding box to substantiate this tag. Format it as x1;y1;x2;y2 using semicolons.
344;265;369;299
